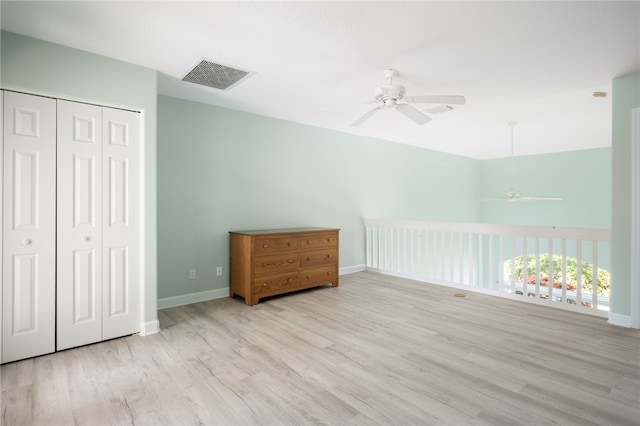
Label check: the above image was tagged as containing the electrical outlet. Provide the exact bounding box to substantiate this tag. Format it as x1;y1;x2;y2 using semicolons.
189;269;196;280
216;266;222;277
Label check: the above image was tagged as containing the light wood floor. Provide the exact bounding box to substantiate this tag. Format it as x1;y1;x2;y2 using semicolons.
2;271;639;425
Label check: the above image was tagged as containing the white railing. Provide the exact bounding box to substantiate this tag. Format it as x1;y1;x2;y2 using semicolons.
364;219;611;316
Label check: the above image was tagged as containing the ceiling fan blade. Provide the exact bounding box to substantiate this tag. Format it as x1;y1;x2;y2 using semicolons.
477;195;562;202
351;106;382;126
520;196;562;201
395;103;431;125
404;95;466;105
426;105;454;114
478;186;561;202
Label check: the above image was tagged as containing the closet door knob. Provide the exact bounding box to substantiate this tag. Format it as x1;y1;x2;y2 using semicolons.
82;236;91;242
22;239;32;246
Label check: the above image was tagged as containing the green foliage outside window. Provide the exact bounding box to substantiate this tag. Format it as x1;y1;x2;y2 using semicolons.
505;254;610;296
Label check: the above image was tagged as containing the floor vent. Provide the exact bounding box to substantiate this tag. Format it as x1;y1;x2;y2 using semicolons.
181;59;253;91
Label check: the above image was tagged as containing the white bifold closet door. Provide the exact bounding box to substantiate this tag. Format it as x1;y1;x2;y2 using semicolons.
56;100;140;351
1;91;140;362
2;91;57;362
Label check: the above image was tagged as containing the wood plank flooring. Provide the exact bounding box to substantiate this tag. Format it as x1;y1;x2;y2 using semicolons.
2;271;639;425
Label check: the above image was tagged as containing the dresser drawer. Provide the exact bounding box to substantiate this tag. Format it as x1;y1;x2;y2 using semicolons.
300;232;338;251
301;248;338;268
254;253;299;275
300;265;338;288
253;272;299;295
254;236;299;254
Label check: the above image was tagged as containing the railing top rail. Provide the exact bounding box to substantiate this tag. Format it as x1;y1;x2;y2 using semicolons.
364;219;610;241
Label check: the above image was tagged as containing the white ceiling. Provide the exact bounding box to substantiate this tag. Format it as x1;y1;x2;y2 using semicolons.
2;1;638;159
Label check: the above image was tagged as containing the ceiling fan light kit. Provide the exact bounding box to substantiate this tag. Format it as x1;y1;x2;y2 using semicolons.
351;68;466;127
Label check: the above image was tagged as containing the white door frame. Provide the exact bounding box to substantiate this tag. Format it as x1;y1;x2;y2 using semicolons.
1;91;3;357
631;107;640;329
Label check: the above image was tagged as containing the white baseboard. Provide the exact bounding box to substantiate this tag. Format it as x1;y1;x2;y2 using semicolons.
340;264;366;275
139;319;160;336
608;312;632;328
157;265;365;311
158;287;229;310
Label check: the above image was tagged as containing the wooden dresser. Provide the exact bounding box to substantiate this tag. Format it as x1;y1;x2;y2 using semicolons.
229;228;340;305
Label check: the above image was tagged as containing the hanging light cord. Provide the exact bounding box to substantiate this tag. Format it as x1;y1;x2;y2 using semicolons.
509;122;517;187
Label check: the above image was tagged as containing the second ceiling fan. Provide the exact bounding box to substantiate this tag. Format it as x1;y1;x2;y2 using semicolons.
480;122;562;202
352;68;466;126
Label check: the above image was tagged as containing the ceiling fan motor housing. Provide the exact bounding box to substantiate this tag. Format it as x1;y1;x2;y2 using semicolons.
375;84;406;106
504;187;522;201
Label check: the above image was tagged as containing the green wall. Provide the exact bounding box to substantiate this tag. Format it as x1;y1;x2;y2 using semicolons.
157;95;614;301
478;148;611;227
611;72;640;318
157;95;479;299
1;31;159;326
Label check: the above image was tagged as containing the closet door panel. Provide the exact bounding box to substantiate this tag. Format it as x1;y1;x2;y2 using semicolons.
102;107;140;339
2;91;56;363
56;100;103;350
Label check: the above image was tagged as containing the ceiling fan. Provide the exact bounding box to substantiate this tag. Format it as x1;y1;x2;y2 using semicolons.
351;68;466;127
480;122;562;202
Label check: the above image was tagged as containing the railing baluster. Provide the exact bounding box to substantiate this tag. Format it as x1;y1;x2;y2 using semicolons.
499;235;505;293
561;239;567;305
423;228;428;278
438;230;444;281
449;231;455;282
592;241;598;310
400;228;405;273
478;233;484;288
511;236;517;295
436;229;439;279
376;226;381;269
392;228;397;272
468;233;474;286
458;232;464;284
576;240;583;306
436;229;440;278
548;238;553;302
527;237;542;299
522;236;528;297
489;234;494;290
409;229;414;275
416;230;422;276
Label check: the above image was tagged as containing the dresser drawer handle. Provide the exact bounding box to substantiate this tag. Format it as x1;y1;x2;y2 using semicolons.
306;275;311;279
306;257;311;261
326;255;331;259
262;244;269;248
306;240;312;244
262;282;268;287
326;272;332;276
263;262;276;267
287;259;296;264
288;242;293;246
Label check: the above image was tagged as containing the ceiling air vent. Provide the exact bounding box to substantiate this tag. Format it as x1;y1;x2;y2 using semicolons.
181;59;253;91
